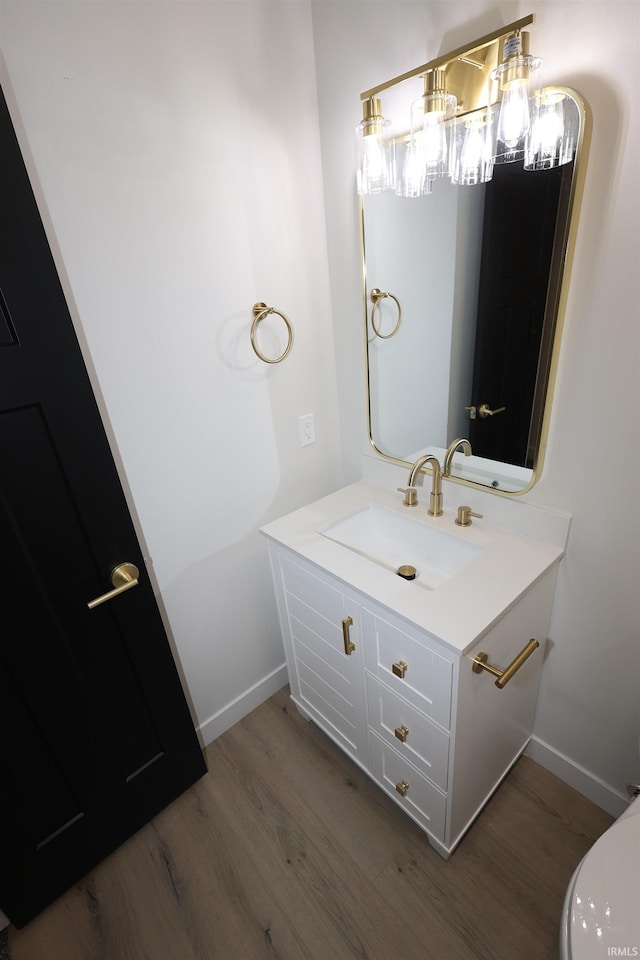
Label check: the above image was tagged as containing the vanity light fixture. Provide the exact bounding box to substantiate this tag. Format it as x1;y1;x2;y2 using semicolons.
492;30;541;164
355;96;395;195
451;110;495;185
524;88;580;170
411;69;457;181
355;14;577;196
395;136;433;198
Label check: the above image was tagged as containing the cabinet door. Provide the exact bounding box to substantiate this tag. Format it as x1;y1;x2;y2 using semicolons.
361;607;454;730
278;555;368;763
446;568;558;847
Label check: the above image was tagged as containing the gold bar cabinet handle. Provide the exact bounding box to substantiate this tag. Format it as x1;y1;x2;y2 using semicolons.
342;616;355;656
472;638;539;688
88;562;140;609
392;659;408;679
395;779;410;797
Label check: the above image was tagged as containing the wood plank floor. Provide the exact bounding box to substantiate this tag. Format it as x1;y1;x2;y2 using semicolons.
10;686;613;960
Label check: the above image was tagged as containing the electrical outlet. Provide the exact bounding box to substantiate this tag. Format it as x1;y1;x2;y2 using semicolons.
298;413;315;446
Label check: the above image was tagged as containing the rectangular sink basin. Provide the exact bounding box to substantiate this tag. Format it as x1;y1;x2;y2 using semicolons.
320;504;482;590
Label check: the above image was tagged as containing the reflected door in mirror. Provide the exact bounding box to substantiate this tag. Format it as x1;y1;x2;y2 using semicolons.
468;160;573;468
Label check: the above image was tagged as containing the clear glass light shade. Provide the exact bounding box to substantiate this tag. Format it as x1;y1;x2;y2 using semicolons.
355;116;396;195
410;90;457;181
524;90;579;170
395;140;433;198
493;54;541;164
451;112;495;186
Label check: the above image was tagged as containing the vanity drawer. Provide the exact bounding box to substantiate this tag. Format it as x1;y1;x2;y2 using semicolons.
369;732;446;841
366;674;449;791
361;607;453;730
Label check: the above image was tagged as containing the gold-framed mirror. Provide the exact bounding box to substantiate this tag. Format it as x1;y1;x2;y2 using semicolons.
359;17;590;493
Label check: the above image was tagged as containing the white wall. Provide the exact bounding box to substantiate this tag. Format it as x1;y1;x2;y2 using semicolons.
0;0;344;741
312;1;640;808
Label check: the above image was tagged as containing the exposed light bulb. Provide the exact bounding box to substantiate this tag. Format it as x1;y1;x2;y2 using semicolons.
422;111;448;173
492;31;541;163
529;93;564;154
497;81;530;149
396;139;433;198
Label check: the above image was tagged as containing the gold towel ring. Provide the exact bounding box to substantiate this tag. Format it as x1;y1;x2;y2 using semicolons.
250;302;293;364
370;288;402;339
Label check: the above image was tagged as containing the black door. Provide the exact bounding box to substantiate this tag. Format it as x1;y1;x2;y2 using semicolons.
0;86;206;927
467;161;572;467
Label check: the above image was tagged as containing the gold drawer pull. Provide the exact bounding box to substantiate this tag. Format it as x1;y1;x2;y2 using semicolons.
392;659;408;679
342;616;355;656
395;779;410;797
472;638;539;688
394;724;409;743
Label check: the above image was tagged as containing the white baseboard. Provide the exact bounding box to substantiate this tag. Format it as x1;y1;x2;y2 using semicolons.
198;663;289;746
525;735;630;819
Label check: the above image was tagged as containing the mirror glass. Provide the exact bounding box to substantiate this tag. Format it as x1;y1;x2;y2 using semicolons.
363;88;586;493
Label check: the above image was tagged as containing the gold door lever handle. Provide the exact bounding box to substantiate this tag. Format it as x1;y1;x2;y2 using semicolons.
88;562;140;609
472;639;539;688
478;403;506;418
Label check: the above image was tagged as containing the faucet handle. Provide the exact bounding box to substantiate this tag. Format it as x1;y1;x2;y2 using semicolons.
397;486;418;507
455;505;483;526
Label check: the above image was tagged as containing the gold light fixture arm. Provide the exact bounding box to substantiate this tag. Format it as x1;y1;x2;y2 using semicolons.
360;13;536;122
472;638;539;688
360;14;534;103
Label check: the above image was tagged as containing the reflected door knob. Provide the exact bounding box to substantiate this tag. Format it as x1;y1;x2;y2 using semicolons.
478;403;506;418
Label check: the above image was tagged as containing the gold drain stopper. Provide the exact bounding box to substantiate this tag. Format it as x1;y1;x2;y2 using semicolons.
397;565;417;580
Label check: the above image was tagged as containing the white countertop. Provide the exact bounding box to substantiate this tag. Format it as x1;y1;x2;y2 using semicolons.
260;481;564;655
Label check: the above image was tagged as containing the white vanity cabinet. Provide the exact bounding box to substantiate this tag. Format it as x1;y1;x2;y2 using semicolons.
274;553;369;764
266;540;559;858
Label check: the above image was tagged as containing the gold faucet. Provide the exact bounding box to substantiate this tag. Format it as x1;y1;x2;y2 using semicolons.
443;438;472;477
399;454;443;515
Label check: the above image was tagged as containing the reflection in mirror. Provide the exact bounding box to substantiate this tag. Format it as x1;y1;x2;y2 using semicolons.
362;82;587;494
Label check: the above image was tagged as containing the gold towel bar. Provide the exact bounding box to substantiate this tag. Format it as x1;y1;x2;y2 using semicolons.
472;638;539;688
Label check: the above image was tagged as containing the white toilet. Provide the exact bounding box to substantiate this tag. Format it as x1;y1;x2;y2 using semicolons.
560;792;640;959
